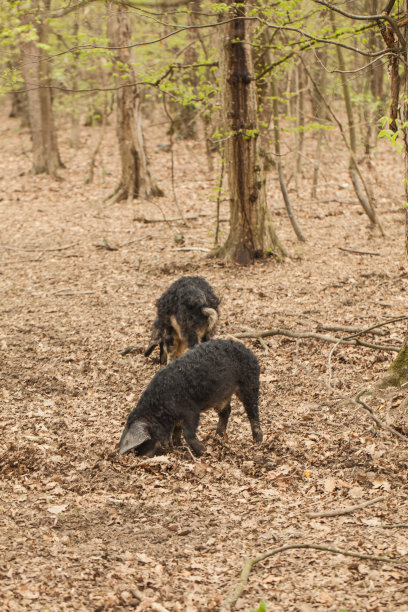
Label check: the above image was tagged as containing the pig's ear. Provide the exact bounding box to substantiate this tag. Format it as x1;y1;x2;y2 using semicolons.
119;421;150;455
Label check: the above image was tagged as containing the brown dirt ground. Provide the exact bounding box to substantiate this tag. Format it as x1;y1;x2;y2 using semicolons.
1;102;408;612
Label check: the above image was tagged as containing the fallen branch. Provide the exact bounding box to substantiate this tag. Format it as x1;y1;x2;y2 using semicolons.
52;290;95;296
327;315;408;391
234;328;400;352
353;390;408;443
169;247;210;252
1;242;78;252
338;246;381;256
317;323;386;336
307;495;385;519
2;256;43;265
134;214;229;224
221;543;407;612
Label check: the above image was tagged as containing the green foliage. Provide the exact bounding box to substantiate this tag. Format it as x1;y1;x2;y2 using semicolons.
377;116;408;153
251;600;267;612
0;0;402;179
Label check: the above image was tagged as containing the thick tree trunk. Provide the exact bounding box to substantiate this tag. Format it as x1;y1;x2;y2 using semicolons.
379;1;408;389
20;3;62;176
107;3;159;202
379;333;408;388
217;0;285;265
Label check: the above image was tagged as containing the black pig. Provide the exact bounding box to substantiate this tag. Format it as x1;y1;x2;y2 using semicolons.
144;276;220;364
120;339;262;457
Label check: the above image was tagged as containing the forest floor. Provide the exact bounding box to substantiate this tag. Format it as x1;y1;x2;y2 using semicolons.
1;103;408;612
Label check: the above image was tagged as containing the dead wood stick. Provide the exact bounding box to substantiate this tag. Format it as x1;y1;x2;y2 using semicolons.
2;256;44;264
327;315;408;390
338;247;381;256
318;324;387;336
383;524;408;529
52;290;95;296
340;315;408;340
119;237;144;248
221;543;407;612
307;495;385;519
1;242;78;252
234;328;400;352
169;247;210;252
134;214;229;224
353;390;408;443
258;337;269;352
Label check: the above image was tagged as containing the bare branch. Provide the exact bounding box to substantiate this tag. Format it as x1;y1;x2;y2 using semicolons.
312;0;406;48
222;542;407;611
307;496;386;519
353;390;408;443
233;328;400;352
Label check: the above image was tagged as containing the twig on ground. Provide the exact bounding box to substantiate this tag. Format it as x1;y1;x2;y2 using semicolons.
95;239;118;251
317;324;386;336
338;246;381;256
184;445;197;462
52;290;96;296
119;237;145;248
327;315;408;392
1;242;78;252
225;333;242;343
169;247;210;252
353;390;408;443
307;495;385;519
2;256;44;264
258;337;269;352
383;524;408;529
234;328;400;352
221;543;408;611
134;214;229;224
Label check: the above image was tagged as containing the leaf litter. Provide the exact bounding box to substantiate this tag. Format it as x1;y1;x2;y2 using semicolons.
0;109;408;611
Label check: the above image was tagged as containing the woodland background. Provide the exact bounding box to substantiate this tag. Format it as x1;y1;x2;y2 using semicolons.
1;1;408;611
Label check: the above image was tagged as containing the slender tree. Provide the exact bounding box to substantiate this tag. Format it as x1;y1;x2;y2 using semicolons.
20;0;62;175
217;0;285;265
107;1;159;203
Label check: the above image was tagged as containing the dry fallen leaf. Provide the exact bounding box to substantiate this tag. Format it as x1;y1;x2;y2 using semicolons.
348;486;364;499
47;503;68;515
372;478;391;491
18;584;39;600
323;477;337;493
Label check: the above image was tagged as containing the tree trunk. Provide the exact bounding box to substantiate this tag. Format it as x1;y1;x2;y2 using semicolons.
271;79;305;243
330;11;382;232
379;0;408;388
107;2;159;202
217;0;285;265
20;1;62;176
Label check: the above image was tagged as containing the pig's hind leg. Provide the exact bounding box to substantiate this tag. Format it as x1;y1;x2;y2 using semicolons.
236;384;263;443
215;401;232;437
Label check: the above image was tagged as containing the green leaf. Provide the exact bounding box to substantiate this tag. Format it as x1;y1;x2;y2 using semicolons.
251;601;267;612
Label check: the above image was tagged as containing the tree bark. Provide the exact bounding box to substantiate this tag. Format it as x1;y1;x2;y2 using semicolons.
379;0;408;388
20;1;62;176
107;2;159;202
217;0;285;264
